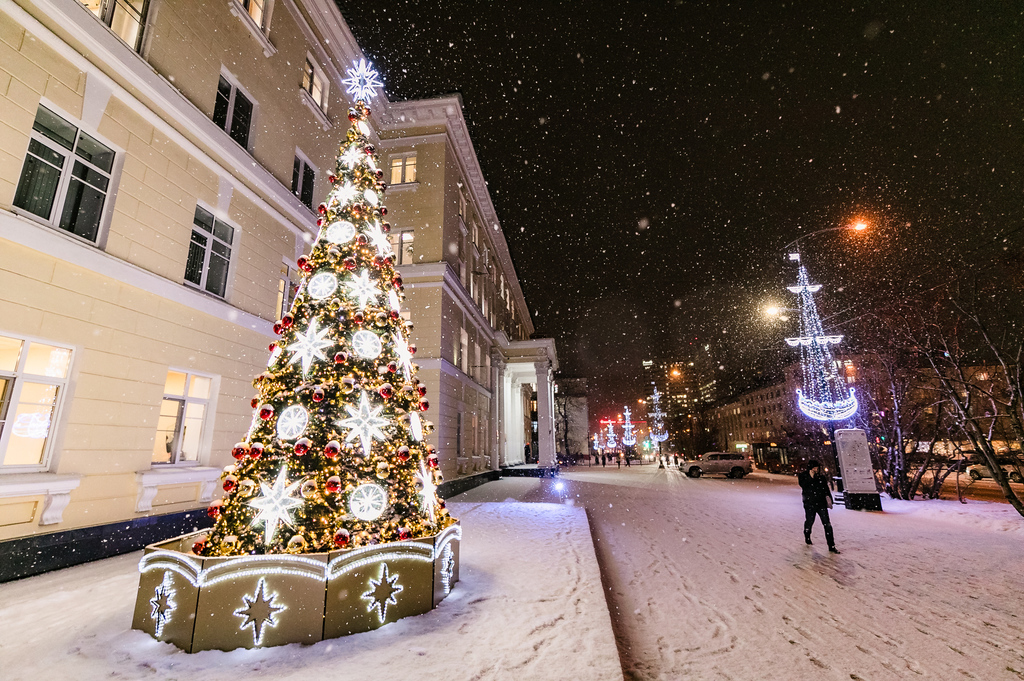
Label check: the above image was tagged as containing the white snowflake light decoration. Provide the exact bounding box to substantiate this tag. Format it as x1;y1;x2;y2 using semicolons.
409;410;423;441
332;182;358;205
306;273;338;300
249;467;304;544
351;329;383;359
346;270;381;310
276;404;308;440
392;332;413;381
337;390;390;456
349;482;388;521
340;145;363;169
366;222;392;257
326;220;356;244
286;317;334;375
342;58;384;101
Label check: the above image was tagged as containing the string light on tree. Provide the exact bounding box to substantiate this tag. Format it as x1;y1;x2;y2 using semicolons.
649;385;669;444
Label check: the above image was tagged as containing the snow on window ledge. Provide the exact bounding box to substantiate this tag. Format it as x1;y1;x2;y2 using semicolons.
227;2;277;58
300;89;332;130
0;473;82;525
136;466;221;513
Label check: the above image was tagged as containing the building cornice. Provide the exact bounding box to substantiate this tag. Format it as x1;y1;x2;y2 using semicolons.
381;96;535;336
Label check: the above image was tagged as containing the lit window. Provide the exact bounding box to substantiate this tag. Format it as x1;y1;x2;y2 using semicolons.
240;0;265;27
14;105;115;243
302;58;328;111
276;263;296;318
185;205;233;298
390;155;417;184
212;75;254;149
0;334;72;470
389;230;415;265
80;0;149;51
153;370;212;465
291;155;316;209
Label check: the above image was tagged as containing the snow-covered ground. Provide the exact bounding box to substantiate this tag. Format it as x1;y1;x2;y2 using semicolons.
456;466;1024;680
0;502;622;681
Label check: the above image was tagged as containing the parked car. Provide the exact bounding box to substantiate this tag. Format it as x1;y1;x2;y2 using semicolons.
966;463;1024;483
680;452;752;479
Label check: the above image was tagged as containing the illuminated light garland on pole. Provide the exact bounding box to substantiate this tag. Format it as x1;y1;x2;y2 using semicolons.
784;257;858;422
649;385;669;444
605;422;617;449
621;407;637;446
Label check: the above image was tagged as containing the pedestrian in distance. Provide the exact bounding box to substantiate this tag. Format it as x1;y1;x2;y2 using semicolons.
616;455;621;469
798;459;840;553
601;453;606;467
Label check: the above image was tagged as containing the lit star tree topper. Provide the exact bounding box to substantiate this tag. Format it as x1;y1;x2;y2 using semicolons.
199;88;454;558
342;58;384;102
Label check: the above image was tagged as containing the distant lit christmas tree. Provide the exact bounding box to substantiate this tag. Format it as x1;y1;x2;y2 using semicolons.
199;63;453;556
649;385;669;445
621;407;637;446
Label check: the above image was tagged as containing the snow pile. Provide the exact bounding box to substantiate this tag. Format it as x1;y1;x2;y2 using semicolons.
881;496;1024;534
0;502;622;681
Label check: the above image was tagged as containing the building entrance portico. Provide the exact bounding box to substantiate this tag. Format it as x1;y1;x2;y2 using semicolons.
491;338;558;474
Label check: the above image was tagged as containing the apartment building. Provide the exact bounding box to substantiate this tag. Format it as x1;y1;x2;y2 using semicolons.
0;0;553;579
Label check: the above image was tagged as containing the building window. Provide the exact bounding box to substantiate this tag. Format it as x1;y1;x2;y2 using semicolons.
185;205;233;297
153;370;212;465
291;156;315;209
213;75;254;149
389;230;415;265
460;329;469;374
14;105;115;243
458;188;467;217
276;263;296;318
302;58;328;112
80;0;149;51
390;154;417;184
238;0;265;27
0;333;72;470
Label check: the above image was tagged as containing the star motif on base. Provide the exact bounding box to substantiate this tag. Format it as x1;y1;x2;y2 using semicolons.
415;459;438;524
149;571;176;637
362;563;403;623
286;317;334;375
342;58;384;101
337;391;390;457
440;544;455;595
234;577;285;645
346;270;381;310
249;467;303;545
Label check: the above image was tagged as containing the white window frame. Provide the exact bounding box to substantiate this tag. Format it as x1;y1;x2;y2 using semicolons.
212;70;258;152
184;203;236;299
389;153;417;185
302;55;329;112
390;229;415;265
228;0;277;57
12;102;120;248
152;368;216;467
83;0;151;52
291;149;317;210
0;332;75;473
276;260;297;319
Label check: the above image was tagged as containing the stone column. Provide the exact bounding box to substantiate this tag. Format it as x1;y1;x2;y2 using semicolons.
534;360;556;469
490;350;505;470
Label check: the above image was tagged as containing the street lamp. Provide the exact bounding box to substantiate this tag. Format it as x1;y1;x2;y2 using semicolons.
782;219;869;256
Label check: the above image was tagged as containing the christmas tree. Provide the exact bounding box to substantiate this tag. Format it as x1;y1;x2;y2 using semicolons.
198;60;454;557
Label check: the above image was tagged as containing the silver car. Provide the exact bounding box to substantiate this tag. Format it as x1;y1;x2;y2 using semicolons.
681;452;752;479
967;463;1023;483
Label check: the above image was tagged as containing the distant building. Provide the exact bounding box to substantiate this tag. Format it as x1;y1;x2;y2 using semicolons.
554;377;588;461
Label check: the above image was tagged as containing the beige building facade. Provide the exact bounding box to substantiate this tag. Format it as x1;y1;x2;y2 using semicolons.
0;0;553;577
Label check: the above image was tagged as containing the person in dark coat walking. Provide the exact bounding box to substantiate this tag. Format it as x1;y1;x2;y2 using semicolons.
797;459;840;553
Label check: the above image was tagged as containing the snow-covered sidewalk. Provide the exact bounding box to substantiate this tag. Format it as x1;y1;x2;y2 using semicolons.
0;502;623;681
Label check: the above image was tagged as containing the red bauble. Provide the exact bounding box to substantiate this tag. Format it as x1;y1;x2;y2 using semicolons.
333;529;350;547
381;222;391;233
419;399;430;411
380;206;388;217
356;233;368;245
317;203;327;216
328;174;336;184
393;275;404;289
334;351;348;364
417;385;427;397
428;454;439;470
397;446;411;461
312;386;325;402
316;217;323;228
378;383;394;399
222;475;238;492
207;502;222;518
293;437;311;455
249;442;265;459
386;361;398;374
353;312;365;325
192;539;207;555
231;442;249;460
325;475;342;492
389;310;400;320
364;145;375;155
343;257;357;271
268;342;277;353
398;527;411;541
259;404;274;420
375;168;384;180
250;397;259;409
273;322;283;335
282;313;295;328
378;182;388;192
324;440;341;458
347;110;357;122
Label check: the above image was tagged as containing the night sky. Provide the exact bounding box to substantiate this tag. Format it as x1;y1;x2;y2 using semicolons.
336;1;1023;419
